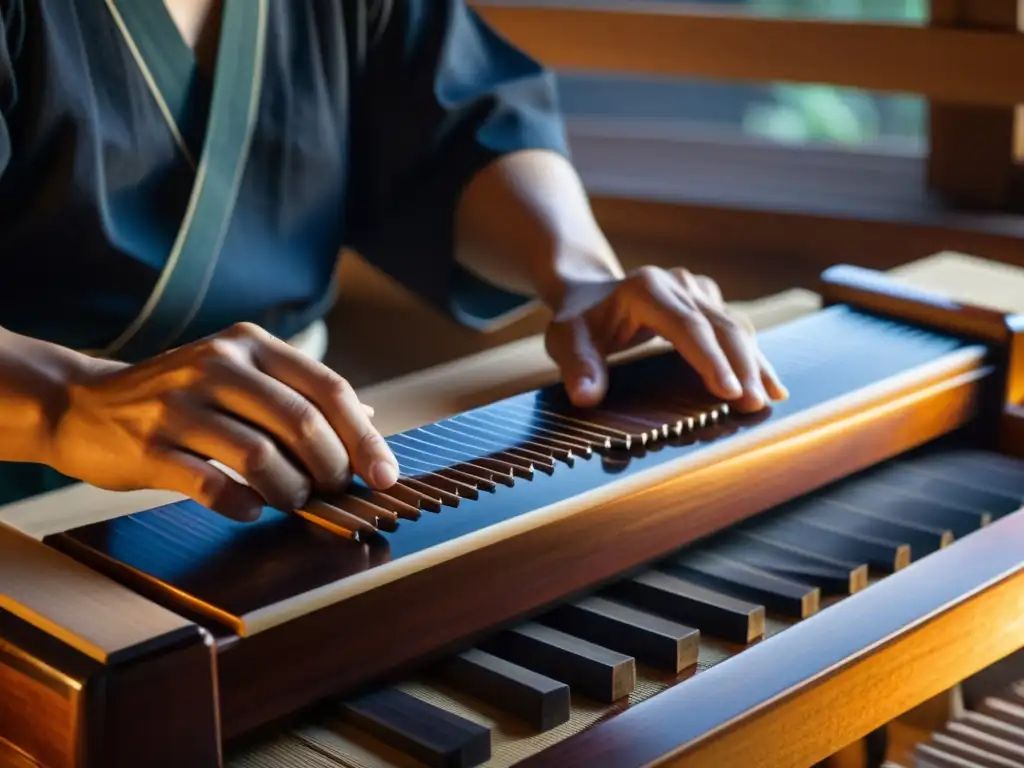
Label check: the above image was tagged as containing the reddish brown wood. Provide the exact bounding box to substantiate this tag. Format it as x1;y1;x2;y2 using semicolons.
207;362;980;740
0;611;96;768
1001;405;1024;458
0;609;221;767
1006;316;1024;407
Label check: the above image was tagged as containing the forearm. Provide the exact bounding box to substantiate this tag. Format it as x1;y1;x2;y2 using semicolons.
454;149;625;314
0;327;86;464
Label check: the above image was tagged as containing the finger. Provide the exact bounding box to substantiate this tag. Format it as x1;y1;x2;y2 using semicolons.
545;317;608;407
757;348;789;401
628;270;743;400
145;448;265;522
201;356;353;493
675;271;766;411
677;269;786;405
248;333;399;490
691;272;724;306
161;405;311;511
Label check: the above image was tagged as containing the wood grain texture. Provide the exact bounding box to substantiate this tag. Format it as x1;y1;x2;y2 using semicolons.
0;611;97;768
0;524;194;664
473;1;1024;107
209;353;984;739
518;500;1024;768
0;609;221;768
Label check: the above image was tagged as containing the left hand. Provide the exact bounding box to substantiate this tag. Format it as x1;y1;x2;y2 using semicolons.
544;266;788;413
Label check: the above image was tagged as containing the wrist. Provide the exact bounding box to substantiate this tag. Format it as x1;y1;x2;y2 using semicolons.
0;329;105;466
535;239;626;319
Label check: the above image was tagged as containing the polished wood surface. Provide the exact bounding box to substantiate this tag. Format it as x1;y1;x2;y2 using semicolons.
220;348;983;738
0;612;97;768
472;2;1024;107
0;524;194;664
219;442;1024;768
517;497;1024;768
0;609;221;768
1;254;1021;765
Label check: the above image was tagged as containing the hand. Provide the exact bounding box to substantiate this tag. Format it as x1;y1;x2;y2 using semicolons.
49;323;399;521
544;266;788;413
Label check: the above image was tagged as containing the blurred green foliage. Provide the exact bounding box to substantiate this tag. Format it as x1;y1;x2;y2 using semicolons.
740;0;928;145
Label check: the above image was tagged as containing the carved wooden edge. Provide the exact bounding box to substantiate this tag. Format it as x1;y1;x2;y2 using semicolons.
519;500;1024;768
0;607;222;768
94;630;222;768
213;357;986;738
0;523;196;665
472;1;1024;107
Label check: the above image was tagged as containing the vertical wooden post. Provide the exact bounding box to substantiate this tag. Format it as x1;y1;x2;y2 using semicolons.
928;1;1021;210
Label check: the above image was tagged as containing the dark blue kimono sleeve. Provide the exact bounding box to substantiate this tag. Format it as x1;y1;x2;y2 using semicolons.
346;0;571;330
0;0;21;177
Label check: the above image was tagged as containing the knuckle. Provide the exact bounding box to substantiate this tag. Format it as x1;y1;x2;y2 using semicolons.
202;337;242;362
712;311;745;335
327;374;356;405
356;429;389;461
225;321;266;342
243;437;277;475
295;406;323;440
193;467;231;506
628;265;665;294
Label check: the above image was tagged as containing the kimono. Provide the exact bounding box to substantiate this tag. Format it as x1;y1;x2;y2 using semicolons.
0;0;569;504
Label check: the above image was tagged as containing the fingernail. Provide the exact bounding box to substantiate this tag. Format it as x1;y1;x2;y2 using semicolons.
576;375;596;394
370;460;399;488
722;372;743;398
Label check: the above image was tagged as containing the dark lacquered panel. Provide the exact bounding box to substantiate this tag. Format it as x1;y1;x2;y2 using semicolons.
51;307;973;625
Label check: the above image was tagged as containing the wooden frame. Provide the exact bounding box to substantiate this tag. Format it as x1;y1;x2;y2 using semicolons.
473;2;1024;108
519;495;1024;768
0;526;220;767
928;2;1022;209
469;1;1024;272
564;119;1024;291
53;340;989;739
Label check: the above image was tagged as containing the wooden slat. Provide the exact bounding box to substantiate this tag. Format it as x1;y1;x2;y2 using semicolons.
928;1;1021;209
338;688;491;768
0;524;195;665
542;596;701;673
561;121;1024;286
518;502;1024;768
479;623;636;704
473;1;1024;107
435;649;571;731
606;570;764;645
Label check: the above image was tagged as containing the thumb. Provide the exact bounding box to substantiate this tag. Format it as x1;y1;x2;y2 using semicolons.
545;317;607;408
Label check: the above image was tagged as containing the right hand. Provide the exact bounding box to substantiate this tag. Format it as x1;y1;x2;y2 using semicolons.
49;322;399;522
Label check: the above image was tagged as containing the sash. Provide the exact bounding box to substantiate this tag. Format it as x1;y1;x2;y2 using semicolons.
100;0;268;359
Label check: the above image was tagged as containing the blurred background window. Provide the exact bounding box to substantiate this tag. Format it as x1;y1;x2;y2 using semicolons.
553;0;928;150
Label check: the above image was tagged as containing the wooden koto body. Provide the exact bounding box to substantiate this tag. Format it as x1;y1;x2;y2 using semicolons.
1;264;1023;767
